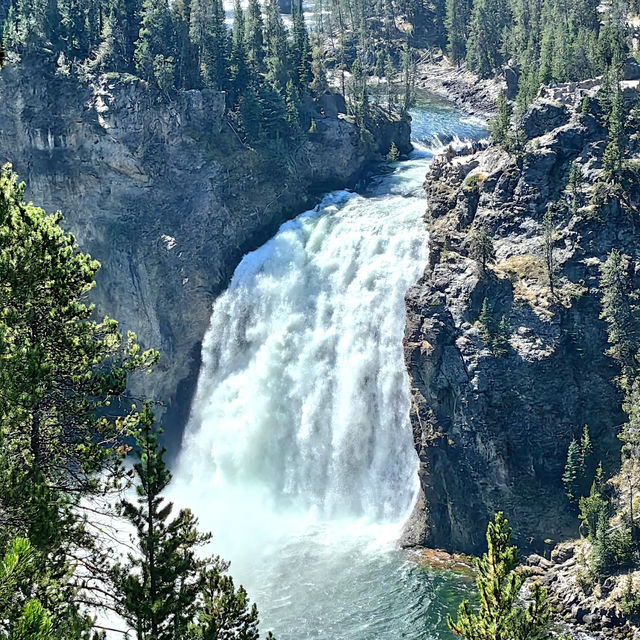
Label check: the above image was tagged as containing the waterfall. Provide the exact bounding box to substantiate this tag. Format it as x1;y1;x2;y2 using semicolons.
175;179;430;534
171;101;487;639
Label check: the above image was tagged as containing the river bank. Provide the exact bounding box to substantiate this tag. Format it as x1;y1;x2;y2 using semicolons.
414;55;504;117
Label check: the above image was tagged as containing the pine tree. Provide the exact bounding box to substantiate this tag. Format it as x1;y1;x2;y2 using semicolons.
113;404;211;640
386;141;400;162
448;512;550;640
600;249;639;387
188;568;275;640
0;164;156;545
590;509;616;577
229;0;250;106
445;0;471;65
245;0;265;69
200;0;229;90
239;81;265;142
309;46;328;96
0;165;156;638
465;0;509;78
290;0;311;88
134;0;175;87
579;425;594;484
113;405;275;640
264;0;290;89
468;227;495;273
284;78;302;135
563;439;582;503
490;92;512;148
579;463;608;540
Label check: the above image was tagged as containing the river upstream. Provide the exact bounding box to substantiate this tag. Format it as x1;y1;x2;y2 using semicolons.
171;95;487;639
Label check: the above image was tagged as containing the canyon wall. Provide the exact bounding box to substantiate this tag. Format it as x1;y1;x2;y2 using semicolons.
0;55;410;444
402;82;640;553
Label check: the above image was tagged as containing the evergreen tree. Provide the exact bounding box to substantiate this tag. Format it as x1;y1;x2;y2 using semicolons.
113;405;275;640
201;0;229;90
448;512;550;640
387;141;400;162
468;227;495;273
465;0;509;78
563;439;582;503
590;509;616;577
101;0;143;73
112;404;210;640
229;0;250;106
490;92;512;148
189;568;275;640
290;0;311;88
445;0;471;65
309;46;329;96
0;164;158;638
264;0;290;89
579;463;608;540
245;0;265;69
239;81;265;142
600;249;639;387
0;163;156;548
134;0;175;87
284;78;302;135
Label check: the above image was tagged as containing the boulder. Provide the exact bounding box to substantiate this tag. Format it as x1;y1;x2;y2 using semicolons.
551;542;575;564
522;100;570;138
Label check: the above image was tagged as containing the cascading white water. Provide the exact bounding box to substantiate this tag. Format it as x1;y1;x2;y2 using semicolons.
172;97;487;639
178;186;427;519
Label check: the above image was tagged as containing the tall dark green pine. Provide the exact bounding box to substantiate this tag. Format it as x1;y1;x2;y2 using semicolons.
229;0;250;106
291;0;311;88
563;439;582;503
284;78;302;135
113;404;210;640
264;0;290;89
445;0;471;65
173;0;199;89
239;80;265;142
600;249;638;387
200;0;229;90
466;0;509;78
103;0;143;73
189;568;276;640
245;0;265;69
134;0;175;88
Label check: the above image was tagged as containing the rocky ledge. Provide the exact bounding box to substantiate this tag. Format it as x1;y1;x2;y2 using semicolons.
0;55;410;444
401;77;640;554
526;543;640;639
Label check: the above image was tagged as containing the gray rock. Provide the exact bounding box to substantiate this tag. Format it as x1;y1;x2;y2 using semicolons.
0;58;410;441
623;57;640;81
522;100;570;138
402;81;628;555
552;542;576;563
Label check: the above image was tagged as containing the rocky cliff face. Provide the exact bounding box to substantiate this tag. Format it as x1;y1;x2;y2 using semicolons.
402;80;640;554
0;55;410;445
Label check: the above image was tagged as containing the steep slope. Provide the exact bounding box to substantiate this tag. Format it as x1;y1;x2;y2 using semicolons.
0;55;410;441
402;80;640;554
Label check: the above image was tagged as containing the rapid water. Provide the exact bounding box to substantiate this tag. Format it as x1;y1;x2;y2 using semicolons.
173;94;487;639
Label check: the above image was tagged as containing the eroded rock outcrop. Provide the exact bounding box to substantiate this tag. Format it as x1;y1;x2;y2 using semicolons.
402;86;640;554
0;55;410;443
